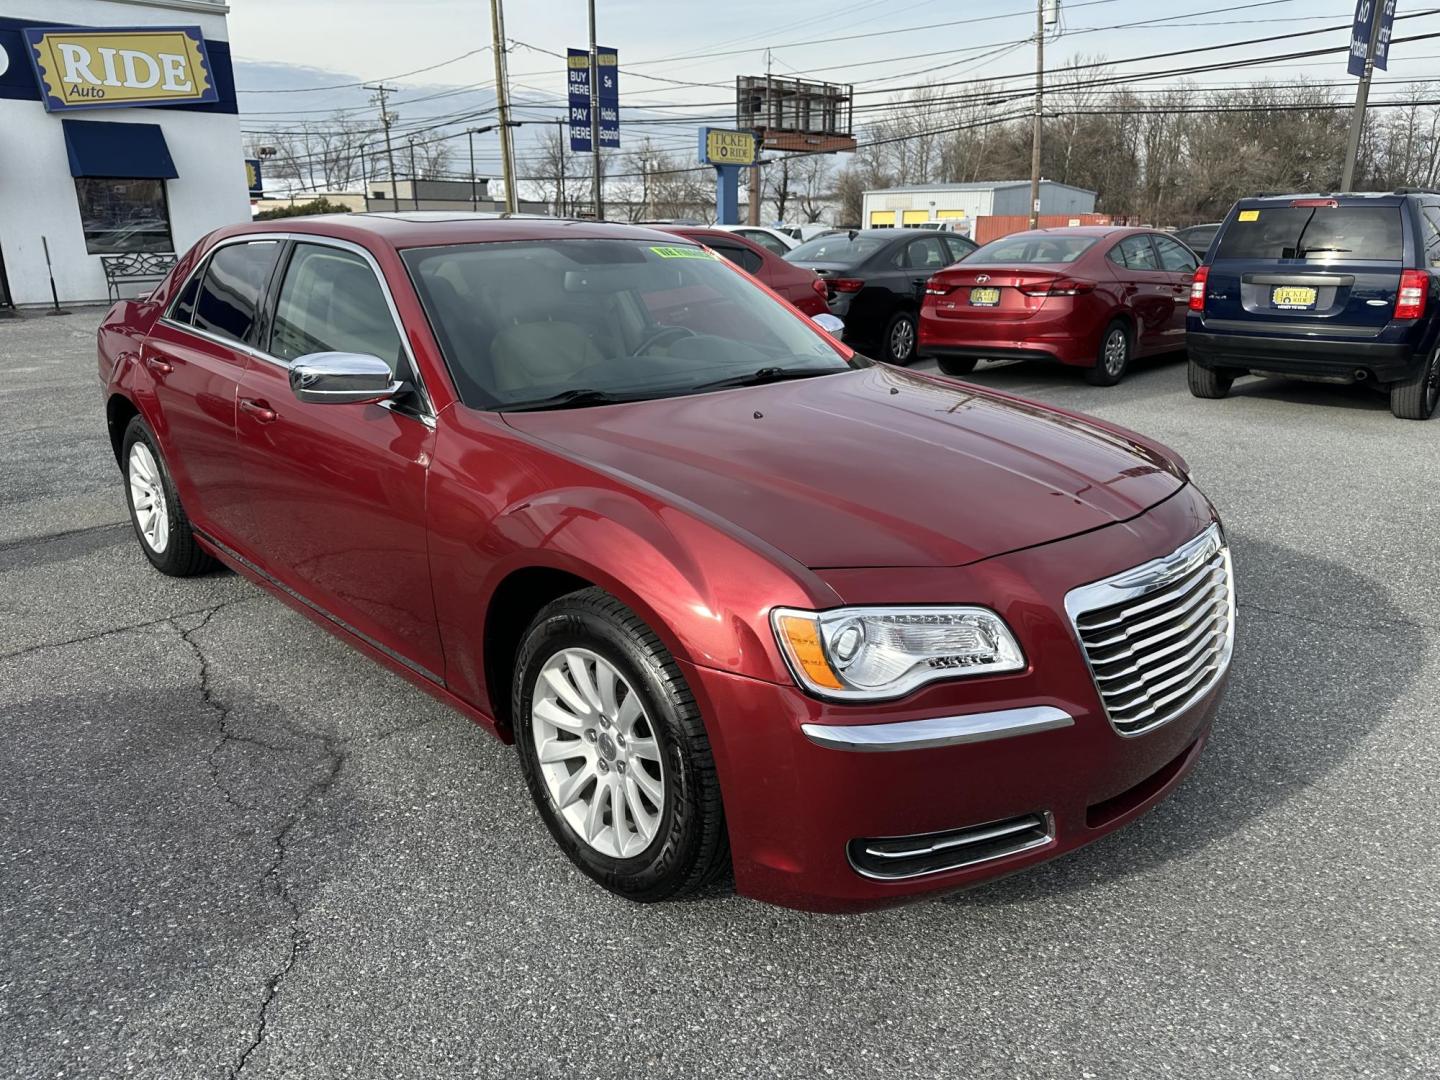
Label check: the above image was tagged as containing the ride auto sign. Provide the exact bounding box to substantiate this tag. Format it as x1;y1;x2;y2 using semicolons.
24;26;218;112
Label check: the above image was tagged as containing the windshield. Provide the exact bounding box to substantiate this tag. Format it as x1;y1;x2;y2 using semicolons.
402;238;854;409
1214;206;1403;261
965;235;1097;264
787;232;892;263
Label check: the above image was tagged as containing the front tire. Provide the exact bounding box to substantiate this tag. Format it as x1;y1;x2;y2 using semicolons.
1085;319;1131;386
1389;348;1439;420
512;587;729;902
121;416;214;577
882;310;917;364
1187;359;1235;399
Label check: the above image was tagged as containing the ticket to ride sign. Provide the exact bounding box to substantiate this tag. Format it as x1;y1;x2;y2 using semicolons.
25;26;218;112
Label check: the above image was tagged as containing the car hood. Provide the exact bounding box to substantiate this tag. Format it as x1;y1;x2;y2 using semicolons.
501;365;1187;569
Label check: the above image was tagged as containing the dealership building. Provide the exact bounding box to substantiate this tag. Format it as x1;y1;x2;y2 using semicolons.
861;180;1099;231
0;0;248;307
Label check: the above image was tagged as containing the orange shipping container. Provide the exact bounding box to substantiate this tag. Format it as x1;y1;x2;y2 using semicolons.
973;213;1113;245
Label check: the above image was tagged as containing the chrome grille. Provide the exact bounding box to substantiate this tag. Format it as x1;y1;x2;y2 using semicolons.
1065;524;1234;736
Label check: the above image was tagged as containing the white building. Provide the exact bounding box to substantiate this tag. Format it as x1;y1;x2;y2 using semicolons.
861;181;1098;232
0;0;249;307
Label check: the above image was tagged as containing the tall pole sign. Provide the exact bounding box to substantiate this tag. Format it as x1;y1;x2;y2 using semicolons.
1341;0;1396;190
699;128;758;225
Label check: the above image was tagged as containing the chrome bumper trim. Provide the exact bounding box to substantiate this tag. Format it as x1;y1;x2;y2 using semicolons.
800;705;1073;752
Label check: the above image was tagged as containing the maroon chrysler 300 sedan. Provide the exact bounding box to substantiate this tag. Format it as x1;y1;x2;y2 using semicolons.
97;214;1234;912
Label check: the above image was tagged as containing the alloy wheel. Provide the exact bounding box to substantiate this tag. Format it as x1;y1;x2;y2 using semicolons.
890;317;915;361
127;443;170;554
530;648;666;859
1427;350;1440;415
1103;327;1128;376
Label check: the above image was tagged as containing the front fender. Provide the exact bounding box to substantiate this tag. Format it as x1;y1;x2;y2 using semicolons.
425;410;841;718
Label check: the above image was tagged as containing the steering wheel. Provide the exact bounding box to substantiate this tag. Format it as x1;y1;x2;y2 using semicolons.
630;325;695;357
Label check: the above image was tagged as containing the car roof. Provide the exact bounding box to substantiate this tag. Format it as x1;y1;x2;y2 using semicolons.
217;213;698;250
980;226;1152;239
1234;192;1409;206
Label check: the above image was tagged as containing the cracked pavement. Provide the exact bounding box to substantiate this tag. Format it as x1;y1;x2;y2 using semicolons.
2;308;1438;1079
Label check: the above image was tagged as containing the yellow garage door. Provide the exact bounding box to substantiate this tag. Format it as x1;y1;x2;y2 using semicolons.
869;210;896;226
937;209;967;220
901;210;930;225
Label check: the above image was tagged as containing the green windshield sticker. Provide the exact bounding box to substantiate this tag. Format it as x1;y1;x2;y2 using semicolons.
650;245;715;259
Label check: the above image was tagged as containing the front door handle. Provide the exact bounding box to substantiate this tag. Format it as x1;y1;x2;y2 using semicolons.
239;398;278;424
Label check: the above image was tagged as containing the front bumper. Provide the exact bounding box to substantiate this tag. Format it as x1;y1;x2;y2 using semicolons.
683;485;1228;912
1187;327;1423;383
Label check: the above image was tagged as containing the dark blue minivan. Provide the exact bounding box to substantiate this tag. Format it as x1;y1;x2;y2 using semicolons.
1186;191;1440;419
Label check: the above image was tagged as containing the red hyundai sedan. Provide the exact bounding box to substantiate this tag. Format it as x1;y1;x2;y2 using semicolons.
98;215;1233;912
652;224;829;317
919;226;1199;385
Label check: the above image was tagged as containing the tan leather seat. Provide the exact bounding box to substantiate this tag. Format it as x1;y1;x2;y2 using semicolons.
489;321;605;396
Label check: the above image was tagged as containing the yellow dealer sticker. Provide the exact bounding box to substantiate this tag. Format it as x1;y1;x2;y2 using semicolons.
26;26;217;112
1237;210;1260;222
650;246;715;259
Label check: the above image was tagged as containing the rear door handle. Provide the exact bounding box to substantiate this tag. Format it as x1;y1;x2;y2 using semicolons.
239;398;278;424
144;354;173;376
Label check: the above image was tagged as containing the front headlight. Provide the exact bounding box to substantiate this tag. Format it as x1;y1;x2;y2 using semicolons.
771;606;1026;702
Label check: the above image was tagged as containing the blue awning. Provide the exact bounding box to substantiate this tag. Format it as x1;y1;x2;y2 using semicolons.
62;119;178;180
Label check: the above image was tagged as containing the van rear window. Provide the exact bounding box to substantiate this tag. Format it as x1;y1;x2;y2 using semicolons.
1214;206;1403;262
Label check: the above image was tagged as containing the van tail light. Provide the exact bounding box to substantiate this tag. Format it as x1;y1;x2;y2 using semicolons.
830;278;864;293
1189;265;1210;312
1395;269;1428;319
1018;278;1095;297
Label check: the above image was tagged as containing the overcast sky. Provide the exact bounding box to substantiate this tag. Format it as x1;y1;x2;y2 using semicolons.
226;0;1440;173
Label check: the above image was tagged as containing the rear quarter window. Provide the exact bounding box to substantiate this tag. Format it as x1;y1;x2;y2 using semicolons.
1215;206;1403;262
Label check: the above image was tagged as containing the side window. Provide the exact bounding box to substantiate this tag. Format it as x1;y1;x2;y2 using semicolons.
741;230;787;256
709;241;763;275
1422;206;1440;268
1153;234;1199;273
1106;243;1128;269
270;243;404;374
193;241;282;345
168;262;205;324
1116;235;1159;271
942;235;976;261
903;236;946;269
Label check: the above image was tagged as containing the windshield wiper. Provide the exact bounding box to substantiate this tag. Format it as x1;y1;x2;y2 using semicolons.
692;366;843;391
1298;246;1352;256
497;388;637;412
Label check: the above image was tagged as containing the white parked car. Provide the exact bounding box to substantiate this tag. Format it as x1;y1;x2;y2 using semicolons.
708;225;798;255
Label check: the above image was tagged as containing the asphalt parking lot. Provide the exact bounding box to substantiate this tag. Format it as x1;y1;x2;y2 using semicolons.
2;307;1437;1080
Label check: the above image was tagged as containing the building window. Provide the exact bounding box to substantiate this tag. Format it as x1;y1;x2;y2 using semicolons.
74;178;173;255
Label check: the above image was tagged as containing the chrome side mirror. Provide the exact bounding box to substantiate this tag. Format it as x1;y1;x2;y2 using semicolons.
289;352;401;405
811;313;845;336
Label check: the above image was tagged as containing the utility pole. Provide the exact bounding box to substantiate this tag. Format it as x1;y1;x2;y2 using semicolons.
365;83;400;211
489;0;519;213
556;117;567;216
750;51;771;227
1027;0;1046;230
407;137;419;209
588;0;603;219
1341;0;1388;191
468;127;479;211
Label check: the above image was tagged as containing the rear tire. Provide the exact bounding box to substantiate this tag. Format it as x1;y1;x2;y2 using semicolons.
512;587;730;902
1187;359;1235;399
1085;320;1131;386
937;356;979;377
1388;347;1439;420
882;311;917;364
121;416;214;577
